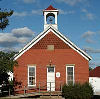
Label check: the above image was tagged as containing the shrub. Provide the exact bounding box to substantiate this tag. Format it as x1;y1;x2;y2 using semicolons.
62;82;93;99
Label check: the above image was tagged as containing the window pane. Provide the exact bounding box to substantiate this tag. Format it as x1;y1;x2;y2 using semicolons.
29;67;35;85
67;67;74;84
67;67;73;72
48;67;54;72
29;72;35;76
67;76;73;80
67;71;73;75
29;67;35;72
29;77;35;85
68;81;73;85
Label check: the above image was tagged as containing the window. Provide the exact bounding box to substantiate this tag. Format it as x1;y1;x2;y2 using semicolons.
48;67;54;72
28;66;36;86
66;66;74;84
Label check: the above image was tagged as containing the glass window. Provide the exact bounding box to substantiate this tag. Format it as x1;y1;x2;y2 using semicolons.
67;66;74;84
28;66;36;86
48;67;54;72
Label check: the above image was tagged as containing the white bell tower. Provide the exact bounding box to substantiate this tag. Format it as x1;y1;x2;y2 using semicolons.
43;5;59;30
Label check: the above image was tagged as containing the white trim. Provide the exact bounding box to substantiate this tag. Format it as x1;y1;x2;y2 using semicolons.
66;65;75;84
28;65;36;87
43;10;59;13
14;25;92;61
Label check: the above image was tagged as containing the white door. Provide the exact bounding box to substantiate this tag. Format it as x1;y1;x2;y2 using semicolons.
47;67;55;91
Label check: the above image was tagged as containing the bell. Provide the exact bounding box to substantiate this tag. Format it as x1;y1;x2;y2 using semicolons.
49;18;53;24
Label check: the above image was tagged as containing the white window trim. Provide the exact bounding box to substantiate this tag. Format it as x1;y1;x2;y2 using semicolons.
66;65;75;84
28;65;36;87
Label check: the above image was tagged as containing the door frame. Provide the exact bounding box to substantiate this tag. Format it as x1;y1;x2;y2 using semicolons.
47;66;55;91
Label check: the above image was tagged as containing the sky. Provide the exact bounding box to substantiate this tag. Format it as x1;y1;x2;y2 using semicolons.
0;0;100;68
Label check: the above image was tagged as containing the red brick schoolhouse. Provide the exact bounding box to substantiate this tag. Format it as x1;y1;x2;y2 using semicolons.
14;5;92;93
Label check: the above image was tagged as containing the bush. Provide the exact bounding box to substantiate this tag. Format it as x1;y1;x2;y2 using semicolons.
62;82;93;99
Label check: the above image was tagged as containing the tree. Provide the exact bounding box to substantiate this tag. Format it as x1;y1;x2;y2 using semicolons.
89;67;93;71
0;51;17;84
0;9;13;30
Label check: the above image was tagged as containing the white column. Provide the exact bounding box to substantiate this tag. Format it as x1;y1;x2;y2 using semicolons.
55;13;57;24
44;13;47;24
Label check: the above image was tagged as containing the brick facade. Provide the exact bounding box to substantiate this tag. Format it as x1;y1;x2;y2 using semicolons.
14;31;89;93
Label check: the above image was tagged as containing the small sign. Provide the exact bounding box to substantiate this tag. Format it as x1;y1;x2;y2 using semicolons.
56;72;60;78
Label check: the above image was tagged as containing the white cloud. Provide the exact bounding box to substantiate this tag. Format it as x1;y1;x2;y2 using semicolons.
86;38;95;43
81;9;95;20
12;27;34;37
82;31;95;38
0;33;16;43
59;9;75;15
13;10;42;17
82;31;95;43
83;47;100;53
13;12;27;17
82;9;88;13
0;27;34;51
56;0;82;6
23;0;36;3
86;13;95;20
32;9;42;15
18;37;29;43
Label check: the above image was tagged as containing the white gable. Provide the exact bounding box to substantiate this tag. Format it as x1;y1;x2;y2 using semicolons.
14;25;92;61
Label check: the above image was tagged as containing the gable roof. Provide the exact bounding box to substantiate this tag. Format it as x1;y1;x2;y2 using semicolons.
45;5;57;10
14;25;92;61
89;66;100;77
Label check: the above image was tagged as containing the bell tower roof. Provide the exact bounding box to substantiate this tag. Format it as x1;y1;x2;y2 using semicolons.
45;5;57;10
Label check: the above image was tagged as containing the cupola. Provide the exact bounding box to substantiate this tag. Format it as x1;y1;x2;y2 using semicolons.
43;5;59;30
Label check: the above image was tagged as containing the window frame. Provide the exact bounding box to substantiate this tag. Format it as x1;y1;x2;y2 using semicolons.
28;65;36;87
66;65;74;84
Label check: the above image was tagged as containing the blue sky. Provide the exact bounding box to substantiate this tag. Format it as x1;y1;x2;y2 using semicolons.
0;0;100;68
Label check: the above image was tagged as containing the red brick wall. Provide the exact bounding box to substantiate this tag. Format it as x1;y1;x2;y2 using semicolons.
14;31;89;93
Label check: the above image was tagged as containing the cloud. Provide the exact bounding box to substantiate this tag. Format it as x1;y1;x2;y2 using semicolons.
83;47;100;53
86;38;95;43
18;37;29;43
0;27;34;51
82;30;95;43
81;9;95;20
12;27;34;37
13;10;42;17
32;9;42;15
0;33;18;47
56;0;83;6
82;9;87;13
13;12;28;17
59;9;75;15
86;13;95;20
23;0;36;3
82;31;95;38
